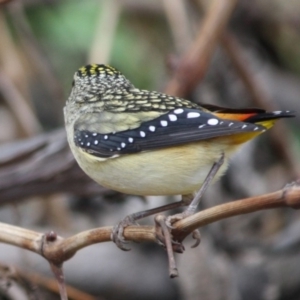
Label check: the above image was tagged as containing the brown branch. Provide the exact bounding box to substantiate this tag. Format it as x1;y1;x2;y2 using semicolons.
0;181;299;266
88;0;121;64
22;271;98;300
165;0;238;97
162;0;192;53
0;70;41;137
221;33;270;107
0;0;13;4
172;180;300;241
7;1;65;125
221;33;300;178
0;129;111;206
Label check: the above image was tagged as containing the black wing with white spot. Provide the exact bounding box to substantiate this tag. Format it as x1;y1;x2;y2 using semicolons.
74;108;265;158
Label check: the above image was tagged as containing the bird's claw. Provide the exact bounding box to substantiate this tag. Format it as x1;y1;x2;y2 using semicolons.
155;215;185;253
111;216;138;251
166;212;201;249
191;229;201;248
166;211;190;228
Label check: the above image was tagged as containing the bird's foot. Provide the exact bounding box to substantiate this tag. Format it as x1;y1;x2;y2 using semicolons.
155;215;185;254
166;212;201;248
111;216;139;251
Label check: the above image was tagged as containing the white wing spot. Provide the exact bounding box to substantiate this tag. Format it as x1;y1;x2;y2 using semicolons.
207;118;219;126
104;135;108;140
92;132;97;136
149;125;156;132
168;114;177;121
242;125;247;129
174;108;184;114
273;111;282;115
87;142;90;146
117;147;121;151
121;142;126;148
80;142;84;146
94;140;99;145
229;122;234;127
187;112;201;118
199;124;206;128
140;131;146;137
160;120;168;127
254;127;259;131
220;121;224;125
85;134;89;138
128;137;134;143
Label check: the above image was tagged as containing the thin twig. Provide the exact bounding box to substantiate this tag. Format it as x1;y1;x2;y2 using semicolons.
7;1;64;125
49;263;68;300
155;215;178;278
165;0;238;97
88;0;122;64
22;270;98;300
0;67;41;137
162;0;192;53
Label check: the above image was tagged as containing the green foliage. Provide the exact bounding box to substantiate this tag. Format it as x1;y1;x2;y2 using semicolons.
24;0;170;94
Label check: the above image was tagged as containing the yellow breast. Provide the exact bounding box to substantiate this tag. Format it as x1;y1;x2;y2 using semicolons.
71;140;236;196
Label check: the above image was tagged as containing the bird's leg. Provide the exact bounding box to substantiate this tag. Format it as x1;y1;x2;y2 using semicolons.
187;152;225;214
111;199;187;251
163;153;224;248
112;153;225;251
167;152;225;223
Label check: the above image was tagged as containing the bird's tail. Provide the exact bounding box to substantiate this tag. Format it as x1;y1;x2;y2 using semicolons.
202;104;295;145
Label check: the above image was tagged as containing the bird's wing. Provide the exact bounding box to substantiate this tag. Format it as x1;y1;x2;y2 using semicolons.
73;107;273;158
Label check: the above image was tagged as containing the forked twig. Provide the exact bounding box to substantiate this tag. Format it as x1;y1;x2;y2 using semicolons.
0;181;299;266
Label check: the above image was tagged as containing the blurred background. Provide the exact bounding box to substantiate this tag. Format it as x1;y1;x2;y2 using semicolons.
0;0;300;299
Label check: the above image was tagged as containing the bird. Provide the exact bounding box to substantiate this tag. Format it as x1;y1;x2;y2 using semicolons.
64;63;295;250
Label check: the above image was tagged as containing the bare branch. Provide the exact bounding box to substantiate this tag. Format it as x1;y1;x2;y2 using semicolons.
0;181;299;266
0;129;110;205
162;0;192;53
0;49;41;137
172;180;300;241
165;0;238;97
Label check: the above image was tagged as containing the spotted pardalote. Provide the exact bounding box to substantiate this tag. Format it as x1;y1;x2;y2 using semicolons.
64;64;294;249
64;64;294;197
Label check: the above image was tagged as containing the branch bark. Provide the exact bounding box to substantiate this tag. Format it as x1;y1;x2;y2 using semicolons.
0;129;111;205
0;181;299;265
